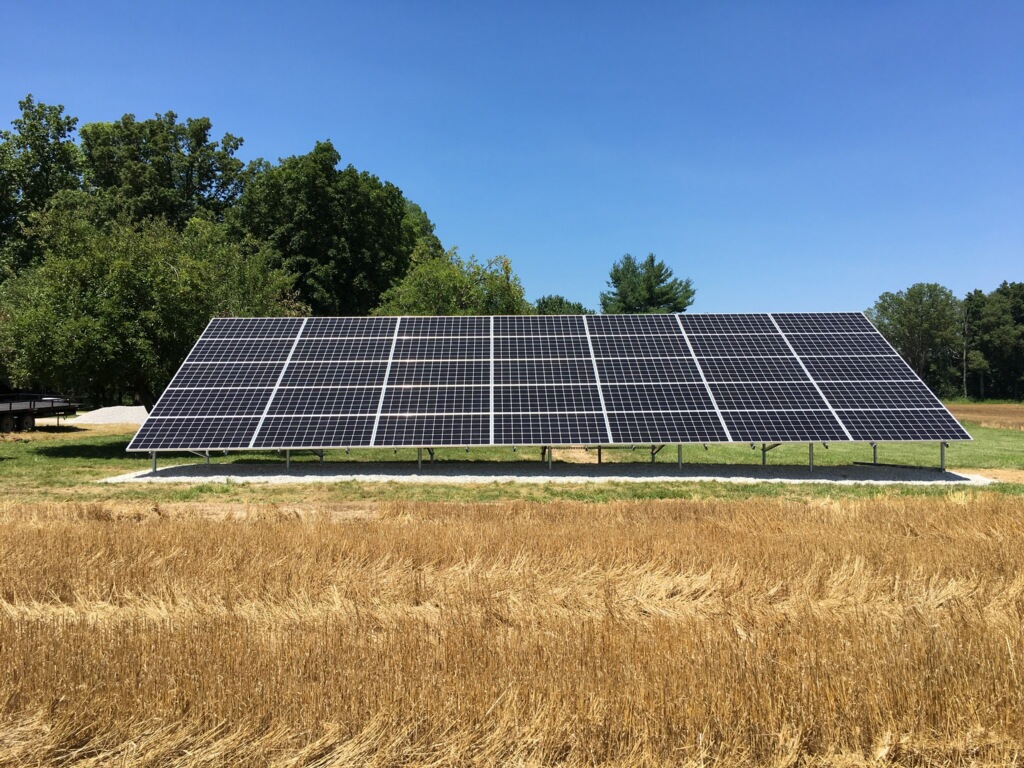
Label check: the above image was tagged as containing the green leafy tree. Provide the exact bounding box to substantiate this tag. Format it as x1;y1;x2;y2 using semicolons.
0;95;82;273
600;253;695;313
866;283;962;395
231;141;429;315
373;248;530;315
974;282;1024;400
79;112;245;228
0;214;302;408
535;294;594;315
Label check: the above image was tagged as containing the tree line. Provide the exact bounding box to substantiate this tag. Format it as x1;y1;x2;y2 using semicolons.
0;96;694;406
868;282;1024;401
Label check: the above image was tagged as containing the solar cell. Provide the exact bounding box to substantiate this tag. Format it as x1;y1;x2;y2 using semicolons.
131;313;970;453
253;416;375;448
587;314;680;335
601;383;714;412
698;357;809;383
129;417;260;450
186;338;294;363
387;361;490;386
302;317;396;337
495;336;590;359
596;357;702;383
801;356;916;382
495;359;596;385
268;387;382;415
495;385;602;412
495;316;584;335
679;314;777;334
687;335;792;357
820;381;942;410
205;317;304;338
607;411;728;443
381;386;490;414
169;363;285;389
394;337;490;360
590;334;691;358
837;409;971;442
722;411;848;443
708;382;828;411
290;338;392;362
495;412;607;444
401;317;489;336
773;312;875;334
787;334;894;357
374;414;490;446
150;388;273;418
280;362;387;387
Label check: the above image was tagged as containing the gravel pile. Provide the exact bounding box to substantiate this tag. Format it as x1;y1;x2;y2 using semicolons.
73;406;149;425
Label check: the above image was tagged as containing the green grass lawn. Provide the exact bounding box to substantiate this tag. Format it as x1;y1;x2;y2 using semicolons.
1;416;1021;504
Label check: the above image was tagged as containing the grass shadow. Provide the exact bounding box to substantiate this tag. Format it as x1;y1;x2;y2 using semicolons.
34;440;135;461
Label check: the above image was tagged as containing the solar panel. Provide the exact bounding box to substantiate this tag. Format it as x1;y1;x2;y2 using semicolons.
128;312;971;452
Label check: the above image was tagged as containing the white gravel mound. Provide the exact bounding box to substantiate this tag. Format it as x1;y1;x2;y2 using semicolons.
73;406;149;425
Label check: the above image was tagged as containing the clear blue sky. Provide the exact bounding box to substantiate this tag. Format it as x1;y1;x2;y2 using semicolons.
3;1;1021;312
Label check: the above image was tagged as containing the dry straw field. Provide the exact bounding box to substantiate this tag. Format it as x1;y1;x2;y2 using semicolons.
2;494;1023;766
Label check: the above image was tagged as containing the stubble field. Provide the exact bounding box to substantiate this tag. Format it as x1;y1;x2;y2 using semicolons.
2;492;1023;767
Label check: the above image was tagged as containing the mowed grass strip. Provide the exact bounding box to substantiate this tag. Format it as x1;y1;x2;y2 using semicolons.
2;495;1023;766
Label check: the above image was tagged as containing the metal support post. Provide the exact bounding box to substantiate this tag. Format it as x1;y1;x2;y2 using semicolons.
872;442;878;465
761;443;767;466
940;441;946;472
417;447;422;470
428;448;435;465
677;444;682;469
286;450;291;471
151;452;157;473
540;446;546;463
808;443;813;471
205;451;211;466
547;447;553;471
597;446;602;465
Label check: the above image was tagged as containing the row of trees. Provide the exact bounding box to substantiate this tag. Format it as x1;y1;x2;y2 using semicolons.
868;282;1024;400
0;95;696;406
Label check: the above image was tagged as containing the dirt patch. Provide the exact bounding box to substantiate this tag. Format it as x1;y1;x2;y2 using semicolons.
948;403;1024;430
962;468;1024;484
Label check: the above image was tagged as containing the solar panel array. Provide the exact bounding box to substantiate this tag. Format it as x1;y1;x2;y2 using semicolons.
127;313;971;452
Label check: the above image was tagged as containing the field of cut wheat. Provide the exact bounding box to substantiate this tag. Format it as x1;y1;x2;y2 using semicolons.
1;494;1022;766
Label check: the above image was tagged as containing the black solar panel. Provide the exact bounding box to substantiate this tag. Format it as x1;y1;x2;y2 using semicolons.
375;414;490;446
253;416;375;448
495;385;602;412
151;388;273;418
129;313;970;452
495;412;607;444
601;383;713;412
268;387;382;416
608;411;728;443
303;317;396;337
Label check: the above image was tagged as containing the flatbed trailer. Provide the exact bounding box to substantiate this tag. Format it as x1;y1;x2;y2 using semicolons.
0;395;78;432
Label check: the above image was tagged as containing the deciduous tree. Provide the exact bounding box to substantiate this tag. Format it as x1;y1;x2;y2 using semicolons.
0;215;301;407
535;294;594;315
373;249;530;316
867;283;961;395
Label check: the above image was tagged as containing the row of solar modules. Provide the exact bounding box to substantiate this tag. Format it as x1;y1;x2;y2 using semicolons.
129;313;970;451
201;313;876;338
